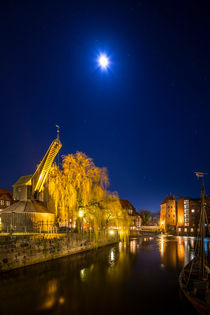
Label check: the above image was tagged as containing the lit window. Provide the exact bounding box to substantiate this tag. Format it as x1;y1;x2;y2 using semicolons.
0;200;4;205
191;228;193;232
5;201;10;206
178;228;181;232
184;228;187;232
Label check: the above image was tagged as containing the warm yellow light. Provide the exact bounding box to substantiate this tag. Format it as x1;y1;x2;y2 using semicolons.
59;297;65;304
78;210;84;218
109;229;114;235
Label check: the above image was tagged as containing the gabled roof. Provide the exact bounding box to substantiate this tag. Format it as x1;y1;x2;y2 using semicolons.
13;175;32;186
0;200;54;214
0;189;13;197
120;199;136;212
161;194;175;205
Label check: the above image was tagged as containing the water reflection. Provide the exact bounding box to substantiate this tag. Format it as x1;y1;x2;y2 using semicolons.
0;236;208;315
158;235;210;269
130;239;137;254
41;279;58;310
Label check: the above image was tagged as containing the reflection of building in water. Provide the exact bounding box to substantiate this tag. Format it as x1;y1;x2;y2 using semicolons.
159;235;165;257
80;264;94;282
110;249;114;262
130;239;137;254
41;279;58;310
159;236;195;269
177;241;184;262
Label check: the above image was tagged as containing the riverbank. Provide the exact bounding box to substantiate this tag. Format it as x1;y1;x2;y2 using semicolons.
0;232;119;272
0;236;199;315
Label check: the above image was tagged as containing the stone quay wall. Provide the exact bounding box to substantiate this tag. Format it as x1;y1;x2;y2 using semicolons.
0;232;119;272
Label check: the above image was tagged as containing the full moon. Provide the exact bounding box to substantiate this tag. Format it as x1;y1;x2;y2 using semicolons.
98;54;109;69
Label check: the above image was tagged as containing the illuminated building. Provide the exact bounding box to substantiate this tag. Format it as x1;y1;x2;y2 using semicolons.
120;199;141;230
0;189;13;211
177;196;210;234
0;189;14;231
0;130;62;232
160;194;176;231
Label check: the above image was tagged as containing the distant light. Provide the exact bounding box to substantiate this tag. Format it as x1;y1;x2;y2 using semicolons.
78;210;84;218
98;54;109;70
59;297;65;304
109;229;114;235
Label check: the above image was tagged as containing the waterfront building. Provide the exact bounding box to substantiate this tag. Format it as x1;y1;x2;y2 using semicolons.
0;189;13;211
0;189;14;231
0;131;61;233
160;194;176;231
177;196;210;234
120;199;141;230
160;194;210;234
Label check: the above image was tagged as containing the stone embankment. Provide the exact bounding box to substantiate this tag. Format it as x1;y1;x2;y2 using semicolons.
0;232;118;272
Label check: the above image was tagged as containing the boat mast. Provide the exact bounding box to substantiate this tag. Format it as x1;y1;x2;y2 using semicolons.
195;171;207;279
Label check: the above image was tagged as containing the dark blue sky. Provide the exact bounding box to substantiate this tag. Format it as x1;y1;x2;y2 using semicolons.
1;0;210;211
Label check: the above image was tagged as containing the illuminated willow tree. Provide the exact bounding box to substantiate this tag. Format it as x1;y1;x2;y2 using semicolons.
45;152;130;237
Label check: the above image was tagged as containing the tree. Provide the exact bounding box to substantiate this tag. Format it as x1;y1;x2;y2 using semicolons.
45;152;130;239
139;210;151;226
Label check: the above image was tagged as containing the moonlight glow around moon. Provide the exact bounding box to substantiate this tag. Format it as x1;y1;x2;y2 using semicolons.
98;54;109;70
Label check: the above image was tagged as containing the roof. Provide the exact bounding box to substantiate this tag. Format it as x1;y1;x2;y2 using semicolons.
0;200;54;214
13;175;32;186
161;195;175;205
0;189;13;197
120;199;136;212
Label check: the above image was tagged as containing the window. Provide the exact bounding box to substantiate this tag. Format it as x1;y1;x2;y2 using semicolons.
5;201;10;206
184;228;187;232
184;200;189;225
191;228;194;232
0;200;4;206
178;228;181;232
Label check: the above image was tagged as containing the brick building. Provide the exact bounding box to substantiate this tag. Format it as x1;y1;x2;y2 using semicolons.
160;194;176;231
0;189;13;211
177;196;210;234
160;194;210;234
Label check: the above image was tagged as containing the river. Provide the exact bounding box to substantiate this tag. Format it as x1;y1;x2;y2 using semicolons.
0;235;209;315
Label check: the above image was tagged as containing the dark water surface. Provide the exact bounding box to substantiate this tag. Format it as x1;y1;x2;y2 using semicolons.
1;235;209;315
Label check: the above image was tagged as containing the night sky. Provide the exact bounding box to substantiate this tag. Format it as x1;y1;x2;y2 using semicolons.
1;1;210;212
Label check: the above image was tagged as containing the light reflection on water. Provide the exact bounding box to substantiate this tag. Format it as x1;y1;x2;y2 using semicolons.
158;235;210;269
0;236;209;315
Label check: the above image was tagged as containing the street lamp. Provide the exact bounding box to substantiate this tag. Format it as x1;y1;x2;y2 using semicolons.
78;210;84;218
